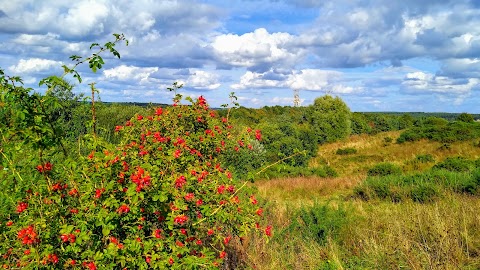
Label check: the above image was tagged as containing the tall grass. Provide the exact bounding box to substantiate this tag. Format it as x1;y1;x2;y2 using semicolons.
246;194;480;269
249;132;480;269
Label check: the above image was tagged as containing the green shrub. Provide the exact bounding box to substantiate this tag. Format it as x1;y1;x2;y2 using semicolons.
292;202;349;245
457;113;474;123
355;169;480;203
410;182;440;203
396;128;425;143
335;147;357;155
0;36;270;269
433;157;474;172
367;162;402;177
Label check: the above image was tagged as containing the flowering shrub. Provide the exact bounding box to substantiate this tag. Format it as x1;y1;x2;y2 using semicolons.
0;95;269;269
0;34;270;269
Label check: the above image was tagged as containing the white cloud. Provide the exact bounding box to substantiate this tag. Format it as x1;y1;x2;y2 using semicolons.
103;65;158;83
8;58;62;74
12;32;60;46
185;70;221;90
231;70;285;90
231;68;362;95
212;28;304;70
402;71;479;96
59;1;109;36
286;69;341;91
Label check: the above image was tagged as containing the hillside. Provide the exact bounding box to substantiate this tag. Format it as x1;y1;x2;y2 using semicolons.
250;132;480;269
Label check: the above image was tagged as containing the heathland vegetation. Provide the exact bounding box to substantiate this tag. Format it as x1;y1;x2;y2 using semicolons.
2;34;480;269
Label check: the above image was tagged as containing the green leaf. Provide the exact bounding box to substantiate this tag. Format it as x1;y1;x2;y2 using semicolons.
90;43;100;49
102;226;111;236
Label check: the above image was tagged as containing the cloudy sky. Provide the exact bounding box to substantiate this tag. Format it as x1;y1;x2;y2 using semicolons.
1;0;480;112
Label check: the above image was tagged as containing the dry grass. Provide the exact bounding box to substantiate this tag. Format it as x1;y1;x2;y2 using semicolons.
255;175;364;204
311;131;480;177
245;193;480;270
342;194;480;269
247;131;480;269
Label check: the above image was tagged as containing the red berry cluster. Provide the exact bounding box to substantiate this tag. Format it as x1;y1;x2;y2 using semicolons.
35;162;52;173
131;166;151;192
17;226;38;245
16;202;28;213
60;233;76;243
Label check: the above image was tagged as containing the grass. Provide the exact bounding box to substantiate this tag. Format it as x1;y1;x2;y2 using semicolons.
246;193;480;269
249;131;480;269
310;131;480;177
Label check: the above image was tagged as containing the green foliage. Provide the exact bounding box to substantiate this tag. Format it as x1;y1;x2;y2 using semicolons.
307;95;351;144
397;119;480;144
350;112;372;135
289;202;350;245
410;182;440;203
95;103;150;144
398;113;414;129
0;35;270;269
433;156;475;172
256;120;314;167
365;114;400;134
367;162;402;177
335;147;357;155
457;113;475;123
354;167;480;202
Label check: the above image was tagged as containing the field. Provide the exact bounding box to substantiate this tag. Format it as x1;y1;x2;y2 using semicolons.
2;38;480;268
248;131;480;269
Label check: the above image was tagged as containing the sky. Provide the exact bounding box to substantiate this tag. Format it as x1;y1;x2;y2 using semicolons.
1;0;480;112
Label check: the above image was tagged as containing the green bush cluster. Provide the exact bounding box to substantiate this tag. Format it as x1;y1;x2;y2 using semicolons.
397;119;480;144
355;164;480;203
367;163;402;177
433;156;475;172
285;202;351;246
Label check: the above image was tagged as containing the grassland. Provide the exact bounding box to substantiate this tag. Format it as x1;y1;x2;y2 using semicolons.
248;131;480;269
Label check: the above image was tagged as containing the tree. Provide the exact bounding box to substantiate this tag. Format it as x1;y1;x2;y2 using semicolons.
457;113;474;123
307;95;352;144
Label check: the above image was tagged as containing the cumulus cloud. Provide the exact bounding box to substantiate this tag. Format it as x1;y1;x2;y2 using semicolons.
231;68;364;96
286;69;341;90
231;69;288;90
212;28;304;71
2;0;480;110
0;0;222;37
9;58;62;74
185;70;221;90
103;65;158;83
402;71;479;97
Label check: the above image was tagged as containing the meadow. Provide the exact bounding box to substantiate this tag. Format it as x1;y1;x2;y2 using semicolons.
2;35;480;269
249;131;480;269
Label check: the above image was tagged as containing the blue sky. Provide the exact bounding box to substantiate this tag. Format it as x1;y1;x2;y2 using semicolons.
1;0;480;112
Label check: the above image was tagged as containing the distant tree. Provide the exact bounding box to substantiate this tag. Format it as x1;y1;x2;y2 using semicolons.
457;112;474;123
307;95;351;143
399;113;414;129
423;116;449;126
351;112;372;135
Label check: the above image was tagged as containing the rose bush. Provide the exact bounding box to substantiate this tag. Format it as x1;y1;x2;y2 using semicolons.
1;95;269;269
0;34;270;269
